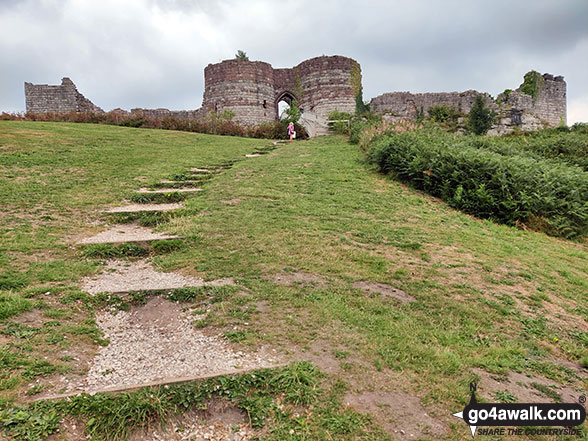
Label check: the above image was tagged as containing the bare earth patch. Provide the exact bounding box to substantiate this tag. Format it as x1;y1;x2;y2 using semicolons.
127;398;256;441
344;390;447;440
81;259;234;294
352;281;416;303
220;198;243;205
474;368;584;404
270;271;328;289
66;297;280;394
103;203;184;213
76;224;181;245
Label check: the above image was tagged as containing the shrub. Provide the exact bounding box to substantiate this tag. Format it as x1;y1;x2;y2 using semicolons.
467;96;496;135
365;130;588;238
0;111;307;140
428;105;455;123
328;111;352;135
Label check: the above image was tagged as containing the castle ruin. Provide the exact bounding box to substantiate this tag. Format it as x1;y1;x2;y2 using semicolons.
24;77;104;114
24;55;566;136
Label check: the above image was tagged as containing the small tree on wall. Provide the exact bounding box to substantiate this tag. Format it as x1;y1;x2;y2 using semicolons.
467;96;496;135
235;50;249;61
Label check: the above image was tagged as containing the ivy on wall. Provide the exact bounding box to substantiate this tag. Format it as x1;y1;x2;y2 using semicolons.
350;62;368;114
520;71;544;100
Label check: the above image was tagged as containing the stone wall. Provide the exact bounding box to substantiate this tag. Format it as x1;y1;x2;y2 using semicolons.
24;64;566;136
202;60;276;125
369;72;566;133
370;90;497;117
24;78;103;113
128;108;204;120
201;55;359;125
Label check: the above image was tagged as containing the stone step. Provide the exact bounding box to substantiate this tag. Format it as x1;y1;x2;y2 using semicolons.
135;188;203;194
76;224;182;245
32;363;287;402
81;259;233;295
189;167;215;173
103;203;184;214
158;179;203;185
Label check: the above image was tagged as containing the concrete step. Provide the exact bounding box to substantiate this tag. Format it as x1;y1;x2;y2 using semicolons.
158;179;202;185
76;224;182;245
135;188;203;194
189;167;215;173
103;203;184;213
32;364;287;402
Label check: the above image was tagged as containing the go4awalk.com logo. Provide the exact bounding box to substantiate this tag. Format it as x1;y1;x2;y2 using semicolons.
453;383;586;438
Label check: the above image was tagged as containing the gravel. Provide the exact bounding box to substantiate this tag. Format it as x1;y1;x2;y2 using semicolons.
142;421;257;441
68;297;278;393
103;203;184;213
77;224;181;245
81;259;234;294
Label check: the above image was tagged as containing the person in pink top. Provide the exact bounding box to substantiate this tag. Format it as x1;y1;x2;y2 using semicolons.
287;121;296;142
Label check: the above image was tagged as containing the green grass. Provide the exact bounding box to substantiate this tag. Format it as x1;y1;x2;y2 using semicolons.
0;362;382;441
1;121;587;439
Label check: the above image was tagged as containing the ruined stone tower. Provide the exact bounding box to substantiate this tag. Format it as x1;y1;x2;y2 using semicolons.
24;78;103;114
201;55;360;124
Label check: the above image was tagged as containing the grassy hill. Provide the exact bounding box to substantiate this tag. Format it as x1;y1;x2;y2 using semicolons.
1;121;586;440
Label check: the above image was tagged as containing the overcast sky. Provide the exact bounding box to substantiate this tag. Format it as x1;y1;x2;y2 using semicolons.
1;0;587;123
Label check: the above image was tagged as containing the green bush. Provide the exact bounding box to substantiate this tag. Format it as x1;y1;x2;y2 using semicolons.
328;111;352;135
493;130;588;170
467;96;496;135
348;113;382;144
428;105;457;123
366;130;588;238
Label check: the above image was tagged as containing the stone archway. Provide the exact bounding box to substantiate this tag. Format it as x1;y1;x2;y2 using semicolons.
275;91;297;120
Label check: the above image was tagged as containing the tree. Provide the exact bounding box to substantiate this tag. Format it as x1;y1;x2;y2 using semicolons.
235;50;249;61
284;100;301;124
467;96;496;135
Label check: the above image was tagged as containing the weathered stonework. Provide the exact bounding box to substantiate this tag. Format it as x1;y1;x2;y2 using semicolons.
370;72;566;133
24;62;566;136
24;78;103;113
201;55;359;124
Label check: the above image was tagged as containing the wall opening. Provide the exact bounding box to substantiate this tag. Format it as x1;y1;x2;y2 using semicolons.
276;91;296;121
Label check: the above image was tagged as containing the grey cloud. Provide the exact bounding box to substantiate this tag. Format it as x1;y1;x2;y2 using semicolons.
1;0;587;122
